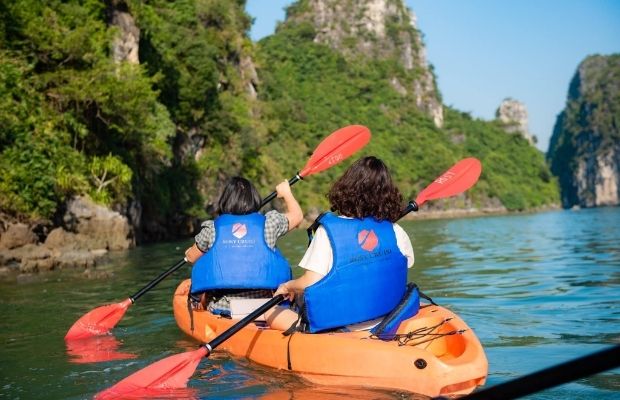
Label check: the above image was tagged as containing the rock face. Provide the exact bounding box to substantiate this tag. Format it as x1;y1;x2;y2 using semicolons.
0;223;37;250
64;196;134;250
283;0;443;127
109;1;140;64
0;196;133;273
547;54;620;208
496;98;535;145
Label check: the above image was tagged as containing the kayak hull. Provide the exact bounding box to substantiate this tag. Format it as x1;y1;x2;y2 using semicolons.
173;279;487;397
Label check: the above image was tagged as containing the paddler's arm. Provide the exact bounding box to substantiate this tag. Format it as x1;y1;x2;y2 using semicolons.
274;270;323;301
276;180;303;231
184;243;204;264
185;220;214;263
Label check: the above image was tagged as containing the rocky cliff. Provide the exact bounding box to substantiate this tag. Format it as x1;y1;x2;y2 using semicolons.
0;196;133;273
280;0;443;127
256;0;558;213
496;98;535;145
547;54;620;208
102;0;265;241
109;0;140;64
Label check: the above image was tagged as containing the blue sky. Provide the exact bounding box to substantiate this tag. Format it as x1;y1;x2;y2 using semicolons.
245;1;620;152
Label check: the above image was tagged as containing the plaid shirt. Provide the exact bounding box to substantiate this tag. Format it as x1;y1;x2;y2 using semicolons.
194;210;289;251
193;210;289;312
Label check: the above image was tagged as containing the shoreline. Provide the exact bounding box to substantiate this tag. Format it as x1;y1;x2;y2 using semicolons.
398;205;559;222
300;203;562;227
0;203;564;278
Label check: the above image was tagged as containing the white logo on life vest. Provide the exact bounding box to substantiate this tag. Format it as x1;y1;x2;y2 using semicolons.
232;223;247;239
222;238;256;248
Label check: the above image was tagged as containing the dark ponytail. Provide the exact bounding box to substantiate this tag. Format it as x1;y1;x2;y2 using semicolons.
216;177;261;215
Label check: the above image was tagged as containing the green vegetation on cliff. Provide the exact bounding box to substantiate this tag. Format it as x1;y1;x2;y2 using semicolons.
256;20;557;211
0;0;262;233
547;54;620;208
0;1;173;219
0;0;559;240
124;0;264;233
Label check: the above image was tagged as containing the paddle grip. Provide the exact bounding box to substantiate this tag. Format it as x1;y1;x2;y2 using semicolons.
260;173;302;208
130;258;187;302
398;201;419;220
205;294;285;352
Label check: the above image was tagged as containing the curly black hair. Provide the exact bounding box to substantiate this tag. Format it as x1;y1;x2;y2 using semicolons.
327;156;403;222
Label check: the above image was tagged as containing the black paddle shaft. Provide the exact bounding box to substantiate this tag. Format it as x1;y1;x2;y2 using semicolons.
449;344;620;400
261;173;302;207
204;294;285;353
130;258;187;302
399;200;419;220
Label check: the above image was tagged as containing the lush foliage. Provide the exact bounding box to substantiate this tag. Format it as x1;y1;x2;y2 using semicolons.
0;0;261;228
123;0;264;226
0;0;560;238
444;110;558;210
0;0;174;220
256;23;558;211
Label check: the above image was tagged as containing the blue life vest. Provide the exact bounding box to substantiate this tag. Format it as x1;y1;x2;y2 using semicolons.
302;213;408;333
190;213;291;294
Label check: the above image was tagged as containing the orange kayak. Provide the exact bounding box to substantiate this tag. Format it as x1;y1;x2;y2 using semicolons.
173;279;488;397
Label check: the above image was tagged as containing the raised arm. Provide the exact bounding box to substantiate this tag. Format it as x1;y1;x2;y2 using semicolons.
276;180;303;231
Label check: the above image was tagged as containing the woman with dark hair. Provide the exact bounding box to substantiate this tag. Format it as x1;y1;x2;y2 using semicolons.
184;177;303;317
266;156;414;333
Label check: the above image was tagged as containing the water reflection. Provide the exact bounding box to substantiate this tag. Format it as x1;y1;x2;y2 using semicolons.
259;386;422;400
66;335;137;364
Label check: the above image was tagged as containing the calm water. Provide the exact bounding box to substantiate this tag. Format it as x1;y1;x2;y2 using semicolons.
1;208;619;399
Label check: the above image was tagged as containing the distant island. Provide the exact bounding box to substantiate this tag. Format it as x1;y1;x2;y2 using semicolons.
547;54;620;209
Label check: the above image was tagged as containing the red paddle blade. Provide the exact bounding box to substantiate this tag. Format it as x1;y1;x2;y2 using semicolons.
299;125;371;177
64;298;132;341
95;347;208;400
415;158;482;206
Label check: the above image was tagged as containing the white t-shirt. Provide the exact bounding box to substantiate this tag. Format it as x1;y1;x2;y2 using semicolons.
299;222;414;276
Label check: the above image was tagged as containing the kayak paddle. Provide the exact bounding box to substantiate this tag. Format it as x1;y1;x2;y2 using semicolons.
64;124;371;341
400;157;482;218
260;124;372;205
452;344;620;400
94;295;285;399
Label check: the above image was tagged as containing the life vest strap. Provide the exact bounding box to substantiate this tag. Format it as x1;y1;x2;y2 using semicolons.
306;211;328;246
283;295;308;336
419;288;437;306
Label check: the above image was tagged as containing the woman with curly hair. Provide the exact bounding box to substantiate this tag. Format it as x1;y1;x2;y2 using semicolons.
266;156;414;333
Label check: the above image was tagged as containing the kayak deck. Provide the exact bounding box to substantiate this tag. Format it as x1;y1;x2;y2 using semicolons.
173;279;487;397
